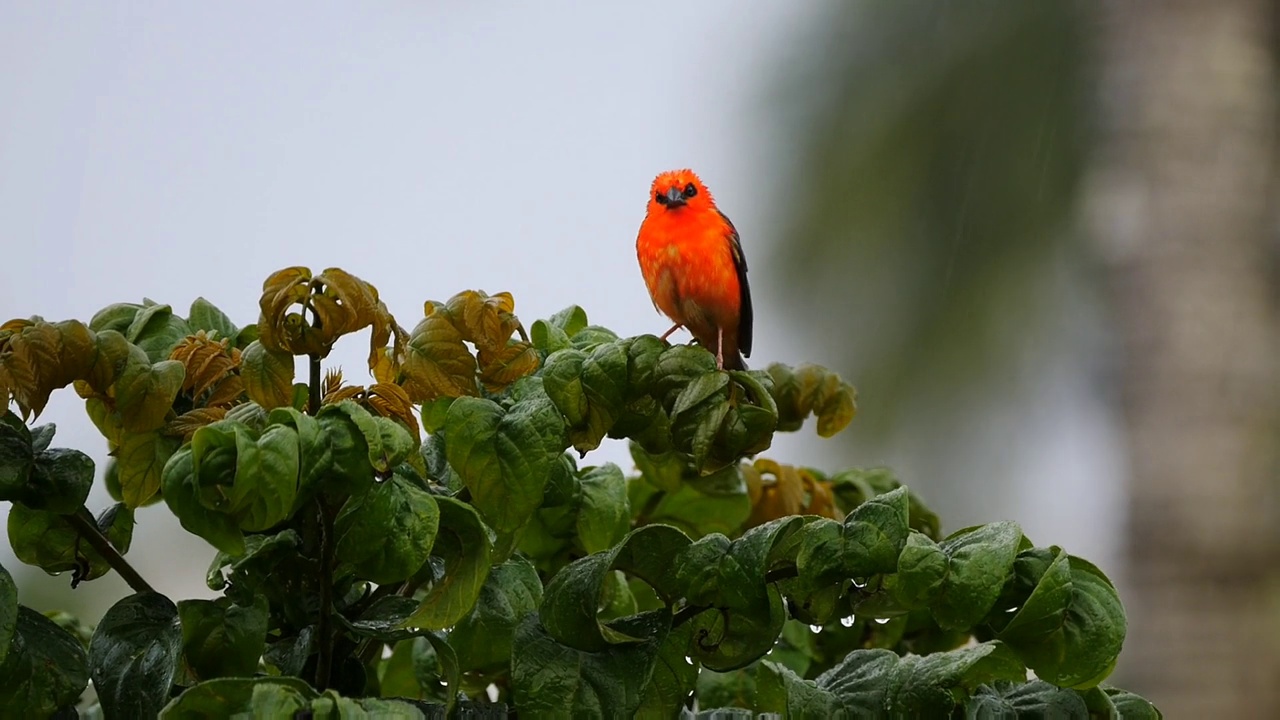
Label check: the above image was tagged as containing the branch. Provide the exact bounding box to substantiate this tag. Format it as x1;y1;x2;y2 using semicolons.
66;507;154;594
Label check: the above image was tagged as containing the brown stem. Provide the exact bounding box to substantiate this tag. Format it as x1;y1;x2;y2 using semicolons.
314;498;337;691
66;508;153;594
308;354;322;416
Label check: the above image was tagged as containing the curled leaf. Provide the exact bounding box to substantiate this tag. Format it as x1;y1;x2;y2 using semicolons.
767;363;857;437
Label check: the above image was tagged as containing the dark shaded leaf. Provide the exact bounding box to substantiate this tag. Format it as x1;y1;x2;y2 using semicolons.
178;596;269;680
89;592;182;720
0;605;88;716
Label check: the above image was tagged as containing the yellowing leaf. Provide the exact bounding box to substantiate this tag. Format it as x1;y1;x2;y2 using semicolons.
82;331;134;397
478;341;540;392
166;407;229;441
115;358;184;433
257;267;313;353
767;363;858;437
401;305;478;401
446;290;521;356
241;341;295;410
365;383;420;440
744;458;842;529
117;430;178;508
255;267;404;375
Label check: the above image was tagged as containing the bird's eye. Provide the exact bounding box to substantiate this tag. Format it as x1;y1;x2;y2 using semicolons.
655;192;669;205
684;183;698;198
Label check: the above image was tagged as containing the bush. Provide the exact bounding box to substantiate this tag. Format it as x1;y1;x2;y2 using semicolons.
0;267;1158;717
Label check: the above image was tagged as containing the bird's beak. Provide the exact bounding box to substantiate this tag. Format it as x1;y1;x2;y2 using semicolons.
664;186;686;208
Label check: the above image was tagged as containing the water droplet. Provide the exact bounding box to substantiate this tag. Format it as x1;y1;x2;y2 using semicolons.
809;624;823;634
685;656;694;665
840;615;856;628
851;578;867;589
1005;606;1020;614
874;617;891;625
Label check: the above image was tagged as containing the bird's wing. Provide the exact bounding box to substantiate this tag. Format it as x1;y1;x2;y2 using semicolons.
718;209;752;357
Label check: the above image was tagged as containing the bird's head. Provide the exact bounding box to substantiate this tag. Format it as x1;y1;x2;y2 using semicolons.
648;169;714;213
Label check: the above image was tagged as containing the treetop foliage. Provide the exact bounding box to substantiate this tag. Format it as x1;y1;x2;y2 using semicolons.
0;266;1157;717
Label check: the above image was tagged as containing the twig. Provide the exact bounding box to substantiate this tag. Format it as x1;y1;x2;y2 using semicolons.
66;507;154;594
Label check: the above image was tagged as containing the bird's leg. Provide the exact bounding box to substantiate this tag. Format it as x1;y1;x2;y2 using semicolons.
716;326;725;370
659;323;682;342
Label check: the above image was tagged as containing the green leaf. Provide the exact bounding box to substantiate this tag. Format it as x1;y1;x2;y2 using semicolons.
542;342;628;454
90;302;144;334
115;357;185;432
933;522;1023;630
629;474;751;539
307;692;427;718
797;486;913;596
28;423;55;453
756;660;842;717
531;320;571;353
240;340;295;410
266;406;330;504
336;473;439;584
576;463;630;554
629;443;685;493
160;676;316;718
262;626;313;678
178;596;269;680
675;518;806;671
443;386;566;533
548;305;589;337
540;524;691;653
6;503;131;581
669;370;732;472
636;622;698;717
25;447;94;514
993;549;1126;688
511;610;671;717
0;605;88;716
89;592;183;720
829;467;942;540
1102;686;1163;719
161;446;245;556
318;400;415;476
451;555;543;673
233;422;301;531
570;325;620;351
187;297;239;341
763;642;1025;716
0;414;34;505
419;397;453;435
404;496;493;630
965;680;1090;718
126;302;192;363
117;430;179;509
891;531;949;609
316;401;376;496
96;501;136;556
0;563;14;664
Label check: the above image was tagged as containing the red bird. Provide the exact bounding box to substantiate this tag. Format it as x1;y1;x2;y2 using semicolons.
636;169;752;370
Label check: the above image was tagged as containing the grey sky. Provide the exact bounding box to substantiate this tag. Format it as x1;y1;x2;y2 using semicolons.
1;1;830;614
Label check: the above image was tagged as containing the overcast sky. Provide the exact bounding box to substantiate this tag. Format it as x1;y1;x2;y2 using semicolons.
1;1;834;616
2;3;1127;627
